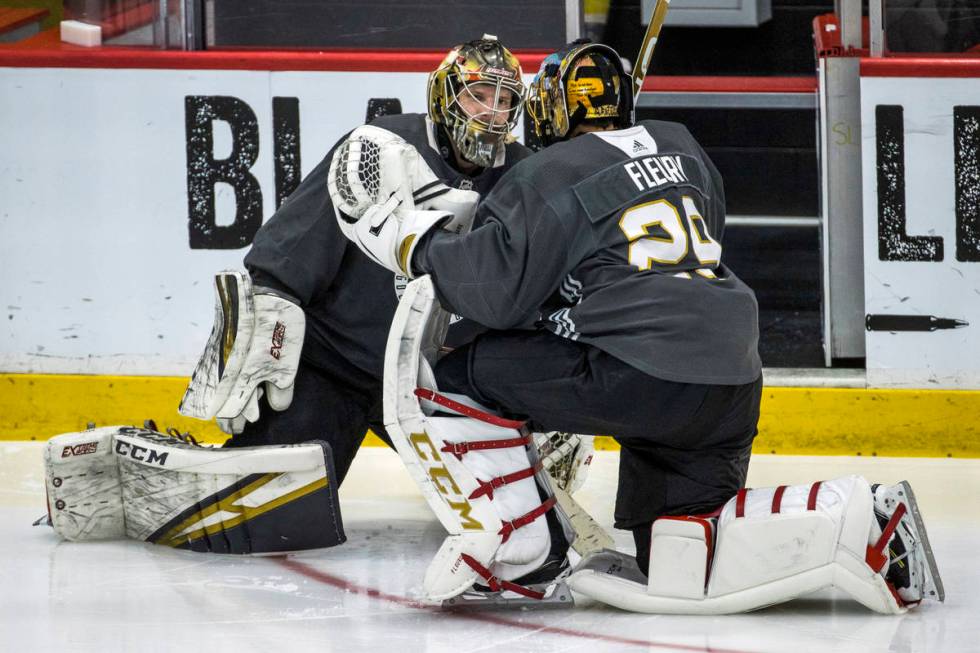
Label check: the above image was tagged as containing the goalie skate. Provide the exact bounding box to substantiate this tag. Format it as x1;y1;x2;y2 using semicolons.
441;558;575;609
869;481;945;605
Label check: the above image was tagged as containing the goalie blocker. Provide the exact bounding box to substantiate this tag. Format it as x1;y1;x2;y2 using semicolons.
179;269;305;435
568;475;944;614
42;426;345;553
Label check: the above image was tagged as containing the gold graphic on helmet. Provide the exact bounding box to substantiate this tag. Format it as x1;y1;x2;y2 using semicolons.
427;35;526;168
528;41;634;147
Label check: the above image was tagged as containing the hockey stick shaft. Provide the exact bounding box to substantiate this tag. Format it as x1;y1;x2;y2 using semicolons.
631;0;672;101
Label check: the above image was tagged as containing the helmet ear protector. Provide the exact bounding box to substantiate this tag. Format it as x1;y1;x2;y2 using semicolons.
426;34;526;168
527;40;634;146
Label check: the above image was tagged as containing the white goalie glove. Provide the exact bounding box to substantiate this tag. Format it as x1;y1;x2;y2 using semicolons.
327;125;479;277
179;270;305;434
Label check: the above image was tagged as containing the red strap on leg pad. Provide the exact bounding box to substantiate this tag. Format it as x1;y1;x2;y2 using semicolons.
460;553;546;600
384;278;560;602
396;389;555;598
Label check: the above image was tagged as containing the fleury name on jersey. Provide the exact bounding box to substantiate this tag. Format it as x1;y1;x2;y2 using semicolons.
623;154;689;192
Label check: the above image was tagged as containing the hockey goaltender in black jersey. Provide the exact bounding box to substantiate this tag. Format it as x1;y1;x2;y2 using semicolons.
418;120;760;385
246;113;525;392
401;46;764;575
206;38;530;483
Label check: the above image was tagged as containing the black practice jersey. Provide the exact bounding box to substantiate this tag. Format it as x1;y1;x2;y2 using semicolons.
244;113;531;388
416;120;762;385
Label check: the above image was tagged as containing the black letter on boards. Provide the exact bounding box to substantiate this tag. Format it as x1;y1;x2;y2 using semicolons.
273;96;301;210
185;96;262;249
876;104;943;262
954;106;980;262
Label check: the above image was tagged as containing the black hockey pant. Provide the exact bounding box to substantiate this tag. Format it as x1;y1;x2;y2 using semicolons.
222;359;388;485
434;329;763;575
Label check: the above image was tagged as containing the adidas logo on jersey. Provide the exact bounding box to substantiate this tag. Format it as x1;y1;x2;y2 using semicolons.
632;140;649;154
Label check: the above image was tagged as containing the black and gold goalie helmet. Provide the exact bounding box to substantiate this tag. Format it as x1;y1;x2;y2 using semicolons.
427;35;525;168
527;40;634;147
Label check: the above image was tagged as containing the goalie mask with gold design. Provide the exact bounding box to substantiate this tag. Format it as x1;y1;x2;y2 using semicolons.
427;35;525;168
527;40;634;147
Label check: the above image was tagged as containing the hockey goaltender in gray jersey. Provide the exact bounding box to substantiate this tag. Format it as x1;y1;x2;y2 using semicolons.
416;119;761;385
245;113;529;386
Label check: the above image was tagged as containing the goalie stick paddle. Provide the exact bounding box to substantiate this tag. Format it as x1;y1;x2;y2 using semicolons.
631;0;672;101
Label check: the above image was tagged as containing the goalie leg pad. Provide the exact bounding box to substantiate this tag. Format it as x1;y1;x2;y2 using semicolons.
569;476;930;615
43;426;345;553
44;427;126;541
385;277;572;604
411;392;554;598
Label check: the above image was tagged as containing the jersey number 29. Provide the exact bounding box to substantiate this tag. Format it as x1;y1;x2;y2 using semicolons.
618;196;721;271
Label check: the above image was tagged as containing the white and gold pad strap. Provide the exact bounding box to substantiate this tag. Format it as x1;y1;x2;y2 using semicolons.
42;426;345;553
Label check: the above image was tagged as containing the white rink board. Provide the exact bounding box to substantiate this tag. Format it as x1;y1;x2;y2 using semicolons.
0;67;456;375
860;75;980;388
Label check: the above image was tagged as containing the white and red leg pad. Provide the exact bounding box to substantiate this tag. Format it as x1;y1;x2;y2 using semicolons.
417;392;554;598
383;277;555;603
568;476;908;614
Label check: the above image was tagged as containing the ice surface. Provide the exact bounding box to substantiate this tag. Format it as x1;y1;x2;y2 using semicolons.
2;442;977;653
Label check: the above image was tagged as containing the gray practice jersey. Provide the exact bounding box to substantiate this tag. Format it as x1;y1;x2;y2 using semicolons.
416;120;762;385
244;113;530;387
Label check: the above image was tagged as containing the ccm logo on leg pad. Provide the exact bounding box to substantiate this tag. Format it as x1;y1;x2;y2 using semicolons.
115;440;169;466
